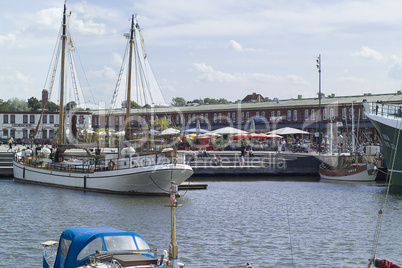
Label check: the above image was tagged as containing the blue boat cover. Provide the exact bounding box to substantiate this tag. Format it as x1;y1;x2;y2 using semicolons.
53;227;152;268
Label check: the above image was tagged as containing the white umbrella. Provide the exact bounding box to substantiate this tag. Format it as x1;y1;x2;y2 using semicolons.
267;127;310;135
160;128;180;135
212;126;248;135
196;119;201;136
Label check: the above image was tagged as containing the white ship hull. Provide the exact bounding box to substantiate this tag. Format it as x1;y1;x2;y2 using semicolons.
13;155;193;196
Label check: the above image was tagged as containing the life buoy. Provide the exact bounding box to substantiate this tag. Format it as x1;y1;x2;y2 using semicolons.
108;160;116;170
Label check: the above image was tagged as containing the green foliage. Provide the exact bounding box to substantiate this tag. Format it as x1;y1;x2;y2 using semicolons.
152;117;171;131
143;104;151;109
203;97;229;104
28;97;42;111
7;97;29;111
0;99;9;111
47;101;59;112
130;101;141;109
65;101;77;111
171;97;186;106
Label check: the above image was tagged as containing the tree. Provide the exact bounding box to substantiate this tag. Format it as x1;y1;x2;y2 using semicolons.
28;97;42;111
47;101;59;112
7;97;29;111
65;101;77;112
152;117;171;131
130;101;141;109
0;99;8;111
143;104;151;109
171;97;186;107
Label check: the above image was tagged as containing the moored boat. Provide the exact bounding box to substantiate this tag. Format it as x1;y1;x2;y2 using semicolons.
363;100;402;187
12;4;193;195
319;161;377;182
42;182;186;268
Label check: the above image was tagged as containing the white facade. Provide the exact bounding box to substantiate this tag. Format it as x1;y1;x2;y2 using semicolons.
0;111;92;142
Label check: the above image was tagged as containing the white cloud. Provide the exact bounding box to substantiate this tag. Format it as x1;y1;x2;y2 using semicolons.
229;40;262;52
88;66;118;80
352;46;384;61
0;34;16;48
338;76;365;83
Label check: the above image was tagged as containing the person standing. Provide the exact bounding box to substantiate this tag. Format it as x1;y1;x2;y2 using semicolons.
7;137;13;152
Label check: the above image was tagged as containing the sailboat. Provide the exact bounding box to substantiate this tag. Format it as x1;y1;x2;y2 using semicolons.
13;4;193;195
318;103;378;182
363;100;402;187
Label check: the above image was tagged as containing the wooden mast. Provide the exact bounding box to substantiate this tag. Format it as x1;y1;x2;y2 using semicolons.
58;4;67;145
125;15;135;141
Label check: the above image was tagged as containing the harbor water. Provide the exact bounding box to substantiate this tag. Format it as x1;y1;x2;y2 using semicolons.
0;177;401;267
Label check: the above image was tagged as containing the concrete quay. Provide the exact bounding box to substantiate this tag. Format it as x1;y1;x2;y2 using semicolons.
182;150;321;177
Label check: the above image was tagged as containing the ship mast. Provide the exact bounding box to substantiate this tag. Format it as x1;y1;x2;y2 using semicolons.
125;15;135;141
58;4;67;145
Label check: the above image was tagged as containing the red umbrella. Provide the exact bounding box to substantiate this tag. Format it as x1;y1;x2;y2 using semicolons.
232;133;251;139
249;133;270;139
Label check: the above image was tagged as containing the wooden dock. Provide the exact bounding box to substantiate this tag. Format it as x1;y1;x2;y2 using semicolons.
179;182;208;190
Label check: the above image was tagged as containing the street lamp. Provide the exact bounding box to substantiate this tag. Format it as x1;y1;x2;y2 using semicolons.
316;54;322;153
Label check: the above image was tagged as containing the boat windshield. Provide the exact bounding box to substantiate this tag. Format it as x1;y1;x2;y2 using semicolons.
104;235;137;251
77;237;104;261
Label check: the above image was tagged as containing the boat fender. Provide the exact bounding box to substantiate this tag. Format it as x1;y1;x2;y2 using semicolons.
108;160;116;170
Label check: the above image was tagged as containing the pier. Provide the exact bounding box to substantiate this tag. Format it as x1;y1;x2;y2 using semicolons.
184;151;320;176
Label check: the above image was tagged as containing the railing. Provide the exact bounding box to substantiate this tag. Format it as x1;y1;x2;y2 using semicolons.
17;152;187;173
368;102;402;119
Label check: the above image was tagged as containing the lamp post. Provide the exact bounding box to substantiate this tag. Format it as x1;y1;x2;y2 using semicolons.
316;54;322;153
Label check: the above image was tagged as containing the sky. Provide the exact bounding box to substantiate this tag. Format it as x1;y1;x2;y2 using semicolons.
2;0;402;108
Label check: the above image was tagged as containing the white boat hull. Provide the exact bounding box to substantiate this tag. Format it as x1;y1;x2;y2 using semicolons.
13;157;193;196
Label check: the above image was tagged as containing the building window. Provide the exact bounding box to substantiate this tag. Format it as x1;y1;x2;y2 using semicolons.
304;110;309;120
3;115;8;123
42;115;47;123
256;111;260;117
342;108;347;120
176;115;180;124
287;110;291;121
293;110;297;121
10;129;15;138
323;109;327;120
30;115;35;124
50;115;54;124
42;130;47;139
311;109;315;121
232;113;235;122
93;117;98;126
23;115;28;124
105;116;109;126
3;129;8;138
246;112;249;122
330;108;335;120
227;113;231;123
277;111;281;116
262;111;265;118
271;111;275;117
218;113;222;123
23;130;27;138
241;112;244;123
49;130;54;138
188;114;191;123
349;108;354;119
115;116;119;126
213;113;217;123
79;116;84;124
10;115;15;123
205;114;208;123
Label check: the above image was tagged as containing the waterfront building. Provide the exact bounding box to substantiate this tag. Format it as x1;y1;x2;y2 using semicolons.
0;110;92;143
91;92;402;142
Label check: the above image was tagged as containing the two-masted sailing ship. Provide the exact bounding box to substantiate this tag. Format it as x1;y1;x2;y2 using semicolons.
13;4;193;195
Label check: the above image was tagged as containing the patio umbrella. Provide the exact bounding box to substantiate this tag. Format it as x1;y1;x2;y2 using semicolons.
160;128;180;135
212;127;247;135
182;128;209;134
266;133;283;139
249;133;270;139
232;133;252;139
267;127;309;135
